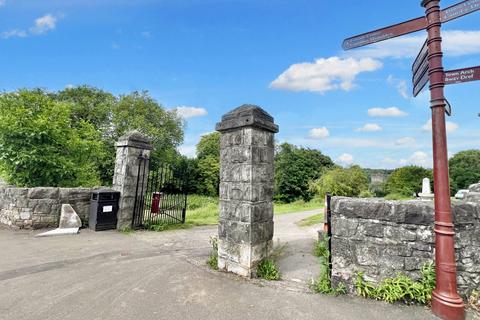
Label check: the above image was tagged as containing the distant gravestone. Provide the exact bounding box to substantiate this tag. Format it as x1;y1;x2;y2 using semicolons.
419;177;434;200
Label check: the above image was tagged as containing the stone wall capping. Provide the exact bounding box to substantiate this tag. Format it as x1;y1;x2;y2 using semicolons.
115;130;153;150
216;104;279;133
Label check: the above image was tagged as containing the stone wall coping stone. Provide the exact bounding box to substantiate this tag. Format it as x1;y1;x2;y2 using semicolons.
115;130;153;150
216;104;279;133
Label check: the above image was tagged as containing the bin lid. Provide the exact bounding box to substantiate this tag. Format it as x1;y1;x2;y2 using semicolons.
92;188;120;195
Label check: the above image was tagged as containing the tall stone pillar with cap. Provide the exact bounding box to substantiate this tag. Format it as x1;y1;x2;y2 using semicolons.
216;104;279;277
113;131;152;230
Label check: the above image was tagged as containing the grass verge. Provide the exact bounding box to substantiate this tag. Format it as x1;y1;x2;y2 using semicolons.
141;194;324;231
296;213;324;227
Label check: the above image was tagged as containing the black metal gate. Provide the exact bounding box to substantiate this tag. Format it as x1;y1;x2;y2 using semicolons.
132;155;188;229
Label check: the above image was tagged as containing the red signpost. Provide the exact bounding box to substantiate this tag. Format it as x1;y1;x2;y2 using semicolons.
342;1;480;319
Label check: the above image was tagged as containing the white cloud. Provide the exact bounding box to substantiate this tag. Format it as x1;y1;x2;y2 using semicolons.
65;84;75;89
175;106;208;119
1;29;27;39
308;127;329;139
368;107;408;117
1;13;58;39
347;30;480;59
399;151;431;167
0;0;6;7
421;119;459;133
178;145;196;158
29;14;57;35
356;123;383;132
395;137;416;146
387;75;409;99
270;57;382;94
338;153;354;165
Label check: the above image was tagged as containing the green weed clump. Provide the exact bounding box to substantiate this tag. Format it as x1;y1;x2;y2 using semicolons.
311;234;347;295
257;259;281;280
468;290;480;312
355;261;435;305
206;235;218;270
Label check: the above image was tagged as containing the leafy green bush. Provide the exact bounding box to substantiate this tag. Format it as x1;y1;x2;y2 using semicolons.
309;165;369;198
0;90;103;187
355;262;435;305
311;234;347;295
257;259;281;280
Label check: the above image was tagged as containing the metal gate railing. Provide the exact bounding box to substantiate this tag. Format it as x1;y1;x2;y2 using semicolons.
132;156;188;229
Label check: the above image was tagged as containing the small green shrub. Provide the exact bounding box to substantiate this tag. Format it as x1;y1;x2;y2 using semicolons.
257;259;281;280
359;190;374;198
355;261;435;305
468;290;480;312
119;226;133;234
143;219;170;232
311;234;346;295
384;193;411;200
313;237;329;258
206;235;218;270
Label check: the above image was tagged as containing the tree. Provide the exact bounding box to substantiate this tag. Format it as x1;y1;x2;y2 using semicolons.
274;143;334;203
0;88;186;188
196;132;220;159
194;132;221;196
309;165;369;198
112;91;184;169
449;150;480;193
197;156;220;196
386;166;433;196
0;90;103;187
54;86;117;185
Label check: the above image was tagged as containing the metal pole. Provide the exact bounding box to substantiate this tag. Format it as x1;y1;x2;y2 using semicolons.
421;1;465;319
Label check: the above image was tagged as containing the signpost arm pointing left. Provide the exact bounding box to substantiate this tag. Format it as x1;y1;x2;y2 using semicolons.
342;16;426;50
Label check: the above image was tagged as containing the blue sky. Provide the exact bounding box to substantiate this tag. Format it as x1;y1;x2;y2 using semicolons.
1;0;479;168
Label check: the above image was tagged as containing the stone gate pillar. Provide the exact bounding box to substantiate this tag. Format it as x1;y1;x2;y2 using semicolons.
113;131;152;230
216;104;279;277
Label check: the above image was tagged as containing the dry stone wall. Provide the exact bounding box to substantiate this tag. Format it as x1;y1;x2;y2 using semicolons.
330;196;480;296
0;187;94;229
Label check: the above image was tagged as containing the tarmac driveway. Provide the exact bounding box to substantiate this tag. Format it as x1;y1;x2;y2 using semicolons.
0;211;439;320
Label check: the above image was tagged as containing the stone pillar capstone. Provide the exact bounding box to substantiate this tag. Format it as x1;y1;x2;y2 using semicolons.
216;104;279;277
113;131;152;230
